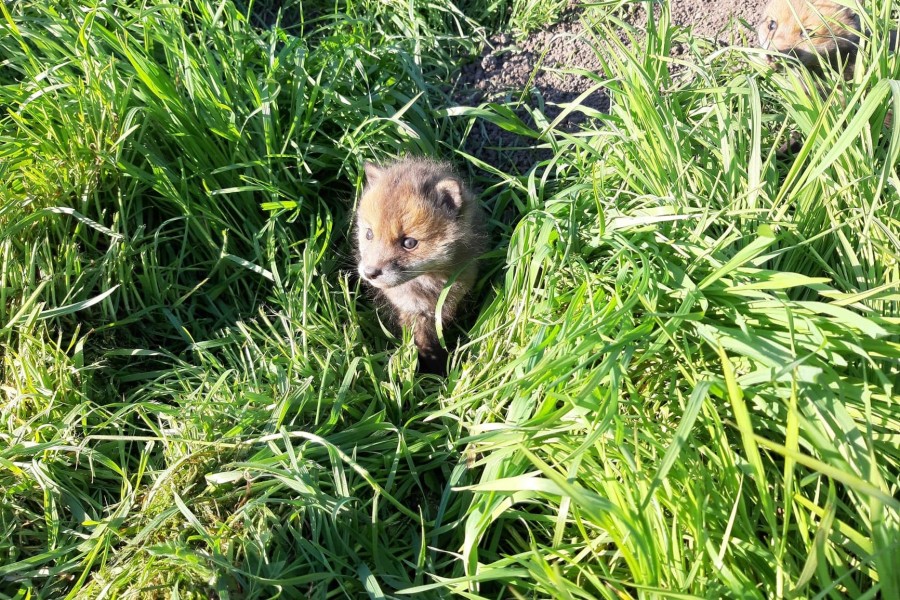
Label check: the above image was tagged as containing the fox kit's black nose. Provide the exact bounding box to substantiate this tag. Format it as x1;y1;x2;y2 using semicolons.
363;266;382;280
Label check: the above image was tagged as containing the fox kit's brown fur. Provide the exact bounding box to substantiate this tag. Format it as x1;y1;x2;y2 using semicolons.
356;158;486;375
757;0;898;72
757;0;861;71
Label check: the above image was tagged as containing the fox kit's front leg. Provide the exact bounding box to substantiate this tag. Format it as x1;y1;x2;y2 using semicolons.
383;276;455;375
389;270;475;375
399;311;446;375
355;158;486;375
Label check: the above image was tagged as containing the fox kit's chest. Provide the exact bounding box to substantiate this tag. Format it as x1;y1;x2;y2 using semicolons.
382;275;446;315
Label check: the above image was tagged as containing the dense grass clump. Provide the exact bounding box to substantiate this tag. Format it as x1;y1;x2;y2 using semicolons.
1;0;898;598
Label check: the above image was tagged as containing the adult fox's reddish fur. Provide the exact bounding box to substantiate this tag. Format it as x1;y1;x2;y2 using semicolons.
355;158;487;375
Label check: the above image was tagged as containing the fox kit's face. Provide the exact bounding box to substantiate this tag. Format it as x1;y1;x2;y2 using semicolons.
757;0;860;68
356;161;467;290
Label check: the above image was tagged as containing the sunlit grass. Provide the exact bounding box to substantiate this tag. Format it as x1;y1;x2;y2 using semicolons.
1;0;898;598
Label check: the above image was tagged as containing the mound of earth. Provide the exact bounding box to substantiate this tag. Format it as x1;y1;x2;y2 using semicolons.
454;0;769;172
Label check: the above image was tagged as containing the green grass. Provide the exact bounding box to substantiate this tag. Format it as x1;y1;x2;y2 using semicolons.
1;0;898;598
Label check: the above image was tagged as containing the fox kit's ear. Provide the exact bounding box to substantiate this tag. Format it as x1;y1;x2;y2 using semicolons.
433;178;464;214
364;162;383;185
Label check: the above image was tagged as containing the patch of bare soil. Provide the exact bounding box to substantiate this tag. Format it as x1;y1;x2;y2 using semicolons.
668;0;768;40
453;1;770;173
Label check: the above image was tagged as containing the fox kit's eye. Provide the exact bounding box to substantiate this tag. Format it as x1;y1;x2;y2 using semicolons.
401;237;418;250
768;19;777;32
365;228;373;240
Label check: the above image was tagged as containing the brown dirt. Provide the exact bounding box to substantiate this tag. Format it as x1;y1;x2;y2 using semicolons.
668;0;769;40
453;0;770;173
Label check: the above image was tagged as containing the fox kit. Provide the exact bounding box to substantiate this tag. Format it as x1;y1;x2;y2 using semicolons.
758;0;897;152
355;158;487;375
757;0;861;71
758;0;898;72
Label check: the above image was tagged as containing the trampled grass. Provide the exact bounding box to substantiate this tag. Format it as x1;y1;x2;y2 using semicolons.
1;0;898;598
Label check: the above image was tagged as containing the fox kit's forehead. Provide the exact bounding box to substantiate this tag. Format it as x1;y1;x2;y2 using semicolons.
357;159;466;240
763;0;858;32
358;178;444;239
